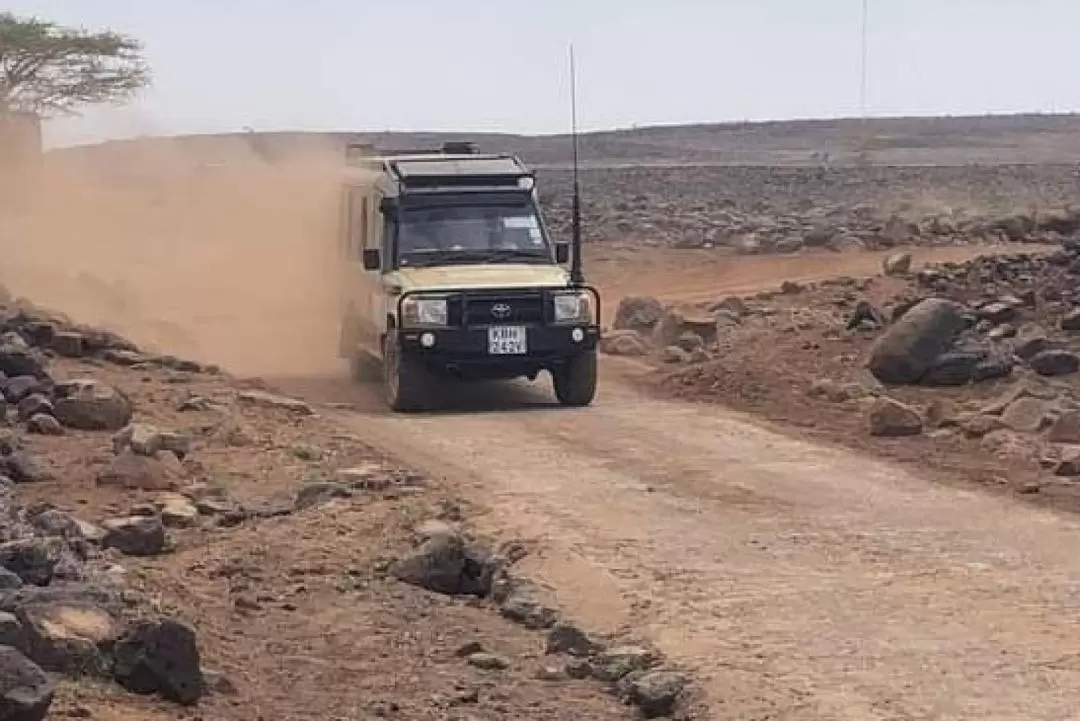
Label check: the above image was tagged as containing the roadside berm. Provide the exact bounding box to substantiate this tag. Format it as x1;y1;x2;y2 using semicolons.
609;239;1080;508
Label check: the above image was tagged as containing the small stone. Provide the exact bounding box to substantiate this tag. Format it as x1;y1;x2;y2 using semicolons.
101;516;167;556
26;414;63;436
454;641;485;657
112;618;204;705
0;538;64;586
622;670;689;718
1061;308;1080;332
2;376;45;404
16;602;121;675
294;482;352;510
592;646;658;682
1056;446;1080;477
0;343;44;379
882;252;912;276
0;646;55;721
924;399;956;429
499;589;559;630
536;666;564;681
237;390;313;415
291;444;323;461
599;330;650;357
156;493;199;528
867;397;923;437
466;652;509;671
50;331;85;358
194;497;234;516
546;621;601;657
977;301;1017;324
0;610;23;648
96;451;182;492
53;379;134;431
565;658;592;679
336;464;392;491
1048;410;1080;443
1030;350;1080;377
0;568;24;590
0;452;51;483
659;346;690;364
1000;397;1051;433
28;509;86;540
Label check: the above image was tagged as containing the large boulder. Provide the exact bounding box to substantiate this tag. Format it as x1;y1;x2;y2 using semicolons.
0;645;54;721
52;380;133;431
868;298;967;384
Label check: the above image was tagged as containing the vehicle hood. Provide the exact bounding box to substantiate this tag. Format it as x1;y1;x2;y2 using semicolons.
388;264;572;292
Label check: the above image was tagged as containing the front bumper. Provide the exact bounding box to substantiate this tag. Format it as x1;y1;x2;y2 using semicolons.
397;324;598;381
393;286;601;378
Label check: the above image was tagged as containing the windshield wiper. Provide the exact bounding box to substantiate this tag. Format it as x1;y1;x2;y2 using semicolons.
449;249;551;263
400;249;552;267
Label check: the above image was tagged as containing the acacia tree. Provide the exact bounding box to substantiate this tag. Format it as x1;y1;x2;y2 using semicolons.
0;12;150;117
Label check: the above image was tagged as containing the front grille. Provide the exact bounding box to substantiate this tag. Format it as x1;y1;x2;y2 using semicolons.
463;291;545;326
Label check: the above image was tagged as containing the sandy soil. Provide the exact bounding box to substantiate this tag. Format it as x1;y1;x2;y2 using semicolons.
271;364;1080;721
7;140;1080;720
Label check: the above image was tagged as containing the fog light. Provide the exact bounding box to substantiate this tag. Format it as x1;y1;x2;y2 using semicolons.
420;332;436;348
571;328;585;343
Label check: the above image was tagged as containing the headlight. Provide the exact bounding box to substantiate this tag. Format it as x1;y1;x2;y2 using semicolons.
401;296;448;327
552;291;592;324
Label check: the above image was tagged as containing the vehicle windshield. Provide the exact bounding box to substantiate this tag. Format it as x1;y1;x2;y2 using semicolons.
397;204;552;267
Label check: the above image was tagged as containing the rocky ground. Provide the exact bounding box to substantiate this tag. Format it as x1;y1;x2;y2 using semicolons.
539;164;1080;252
0;291;697;720
603;240;1080;513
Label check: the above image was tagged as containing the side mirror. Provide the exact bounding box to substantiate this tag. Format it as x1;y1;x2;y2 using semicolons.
555;242;570;264
379;197;396;215
362;248;381;271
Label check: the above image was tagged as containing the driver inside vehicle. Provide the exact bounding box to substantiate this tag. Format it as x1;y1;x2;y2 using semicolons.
398;205;548;263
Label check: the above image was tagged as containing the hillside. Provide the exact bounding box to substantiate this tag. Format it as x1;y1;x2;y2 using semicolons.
51;112;1080;168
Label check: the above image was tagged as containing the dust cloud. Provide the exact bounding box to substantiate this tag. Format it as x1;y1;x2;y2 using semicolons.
0;136;350;378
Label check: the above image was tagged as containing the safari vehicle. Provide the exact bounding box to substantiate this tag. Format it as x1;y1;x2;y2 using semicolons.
336;141;600;412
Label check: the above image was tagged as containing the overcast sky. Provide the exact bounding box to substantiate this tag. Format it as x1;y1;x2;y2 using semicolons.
9;0;1080;144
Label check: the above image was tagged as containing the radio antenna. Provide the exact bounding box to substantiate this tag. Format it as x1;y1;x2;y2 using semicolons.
568;43;585;285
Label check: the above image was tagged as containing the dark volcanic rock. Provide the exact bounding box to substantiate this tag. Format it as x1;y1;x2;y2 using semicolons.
52;379;134;431
1030;349;1080;377
0;645;54;721
112;619;204;705
391;531;494;597
868;299;967;384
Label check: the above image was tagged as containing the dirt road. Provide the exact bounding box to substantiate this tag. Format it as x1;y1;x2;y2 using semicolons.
273;363;1080;721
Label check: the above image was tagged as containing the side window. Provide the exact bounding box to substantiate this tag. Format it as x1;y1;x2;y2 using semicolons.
346;189;368;259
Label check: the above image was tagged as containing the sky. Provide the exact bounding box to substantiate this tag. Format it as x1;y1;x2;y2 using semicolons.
8;0;1080;144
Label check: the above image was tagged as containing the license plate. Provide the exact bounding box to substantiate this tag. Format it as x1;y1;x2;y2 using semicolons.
487;325;527;355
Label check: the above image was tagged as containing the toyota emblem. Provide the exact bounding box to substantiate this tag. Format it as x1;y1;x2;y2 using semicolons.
491;303;512;319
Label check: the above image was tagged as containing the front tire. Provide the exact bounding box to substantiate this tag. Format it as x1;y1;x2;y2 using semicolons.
552;350;598;407
383;333;434;412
